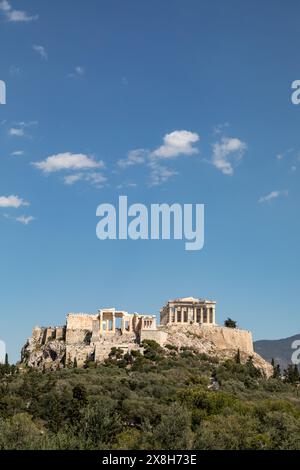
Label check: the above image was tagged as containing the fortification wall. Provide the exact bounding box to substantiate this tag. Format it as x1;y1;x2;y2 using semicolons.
31;326;66;345
66;313;98;331
66;329;90;345
140;329;168;346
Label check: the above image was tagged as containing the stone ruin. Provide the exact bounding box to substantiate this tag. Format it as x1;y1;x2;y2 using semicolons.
21;308;164;370
20;298;273;377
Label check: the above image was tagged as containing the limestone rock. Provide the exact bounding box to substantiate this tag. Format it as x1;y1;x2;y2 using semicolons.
20;317;273;378
159;324;273;377
21;336;66;371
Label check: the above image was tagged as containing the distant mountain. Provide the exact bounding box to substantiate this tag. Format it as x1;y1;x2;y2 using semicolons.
254;334;300;371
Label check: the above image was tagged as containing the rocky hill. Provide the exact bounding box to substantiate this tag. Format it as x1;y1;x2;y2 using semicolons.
21;323;273;377
158;324;273;377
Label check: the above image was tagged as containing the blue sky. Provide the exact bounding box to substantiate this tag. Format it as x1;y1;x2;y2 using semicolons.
0;0;300;362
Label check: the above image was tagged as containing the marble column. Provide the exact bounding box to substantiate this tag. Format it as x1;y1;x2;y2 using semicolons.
99;312;103;335
121;317;125;333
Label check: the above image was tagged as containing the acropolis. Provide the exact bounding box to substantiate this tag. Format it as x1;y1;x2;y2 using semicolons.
21;296;272;376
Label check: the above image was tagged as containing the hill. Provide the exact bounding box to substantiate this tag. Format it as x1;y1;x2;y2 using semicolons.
1;341;300;450
254;334;300;371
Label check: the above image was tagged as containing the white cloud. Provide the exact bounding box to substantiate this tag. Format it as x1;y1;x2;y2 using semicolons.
117;149;147;169
8;121;37;138
64;174;83;185
0;0;38;22
9;127;25;137
258;190;288;204
117;130;199;185
33;152;105;173
212;137;247;175
33;45;47;60
16;215;35;225
64;172;107;187
151;130;200;159
0;195;29;208
85;172;107;186
291;165;297;172
4;213;35;225
11;150;24;156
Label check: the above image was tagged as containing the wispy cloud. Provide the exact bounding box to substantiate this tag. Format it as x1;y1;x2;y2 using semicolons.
8;121;37;138
9;127;24;137
15;215;35;225
33;45;47;60
117;130;200;186
0;195;29;208
10;150;24;156
117;149;147;169
9;65;21;76
148;161;178;186
32;152;104;173
69;66;85;78
258;190;288;204
0;0;38;22
64;172;107;187
4;213;35;225
151;130;200;159
212;137;247;175
276;148;294;161
117;182;137;189
213;122;230;135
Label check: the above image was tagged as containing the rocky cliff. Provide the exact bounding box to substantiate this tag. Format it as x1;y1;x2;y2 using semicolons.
21;323;273;377
157;324;273;377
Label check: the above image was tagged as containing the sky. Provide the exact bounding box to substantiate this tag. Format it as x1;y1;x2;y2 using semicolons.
0;0;300;362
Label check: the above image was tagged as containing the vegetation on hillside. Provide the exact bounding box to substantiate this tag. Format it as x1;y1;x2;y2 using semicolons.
0;341;300;450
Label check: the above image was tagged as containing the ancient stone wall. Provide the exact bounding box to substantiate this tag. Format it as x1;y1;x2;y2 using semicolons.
140;329;168;346
66;313;98;331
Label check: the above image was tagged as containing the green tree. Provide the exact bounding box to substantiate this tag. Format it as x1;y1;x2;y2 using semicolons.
235;349;241;364
153;404;193;450
224;318;237;329
81;398;122;446
0;413;46;450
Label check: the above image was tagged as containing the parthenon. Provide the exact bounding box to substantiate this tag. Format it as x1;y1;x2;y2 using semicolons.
160;297;216;325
